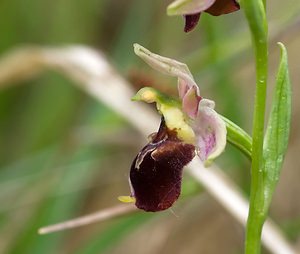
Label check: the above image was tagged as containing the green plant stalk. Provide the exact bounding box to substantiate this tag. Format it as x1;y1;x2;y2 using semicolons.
221;115;252;159
241;0;268;253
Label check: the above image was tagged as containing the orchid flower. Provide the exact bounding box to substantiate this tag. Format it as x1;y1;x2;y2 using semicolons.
119;44;226;212
167;0;240;32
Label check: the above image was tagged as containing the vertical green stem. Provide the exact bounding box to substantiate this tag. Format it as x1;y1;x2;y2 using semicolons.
241;0;268;253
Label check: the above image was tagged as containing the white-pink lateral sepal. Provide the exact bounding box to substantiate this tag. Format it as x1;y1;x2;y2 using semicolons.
168;0;216;15
193;99;227;162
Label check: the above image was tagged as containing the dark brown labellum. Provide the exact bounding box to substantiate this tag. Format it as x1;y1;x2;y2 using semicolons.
130;118;195;212
183;0;240;33
205;0;240;16
184;13;201;33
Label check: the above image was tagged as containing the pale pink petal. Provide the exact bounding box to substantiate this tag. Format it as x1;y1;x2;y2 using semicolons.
182;86;201;119
134;44;201;117
167;0;216;16
134;43;198;93
178;79;190;99
193;99;227;162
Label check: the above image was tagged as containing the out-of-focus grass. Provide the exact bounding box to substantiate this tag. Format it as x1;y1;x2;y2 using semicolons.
75;213;154;254
7;149;99;254
0;0;299;253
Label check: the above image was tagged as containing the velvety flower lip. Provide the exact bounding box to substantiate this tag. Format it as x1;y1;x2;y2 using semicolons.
129;118;195;212
205;0;240;16
167;0;240;32
184;13;201;33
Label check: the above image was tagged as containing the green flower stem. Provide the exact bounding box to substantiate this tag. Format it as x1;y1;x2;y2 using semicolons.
241;0;268;252
262;0;266;10
221;115;252;159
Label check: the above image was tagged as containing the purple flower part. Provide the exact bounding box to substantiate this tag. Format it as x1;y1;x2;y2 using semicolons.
205;0;240;16
177;78;201;119
130;119;195;212
193;99;227;161
179;0;240;32
182;85;202;119
184;13;201;33
178;78;190;99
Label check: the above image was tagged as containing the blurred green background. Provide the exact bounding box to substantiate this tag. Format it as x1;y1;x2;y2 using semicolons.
0;0;299;253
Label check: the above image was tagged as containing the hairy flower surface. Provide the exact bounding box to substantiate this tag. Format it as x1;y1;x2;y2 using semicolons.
130;119;195;211
120;44;227;212
167;0;240;32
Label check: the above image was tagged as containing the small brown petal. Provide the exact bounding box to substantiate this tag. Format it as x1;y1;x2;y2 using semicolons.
130;119;195;212
205;0;240;16
184;13;201;33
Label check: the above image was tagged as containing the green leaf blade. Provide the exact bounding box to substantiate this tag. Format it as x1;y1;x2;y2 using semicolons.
263;42;292;209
